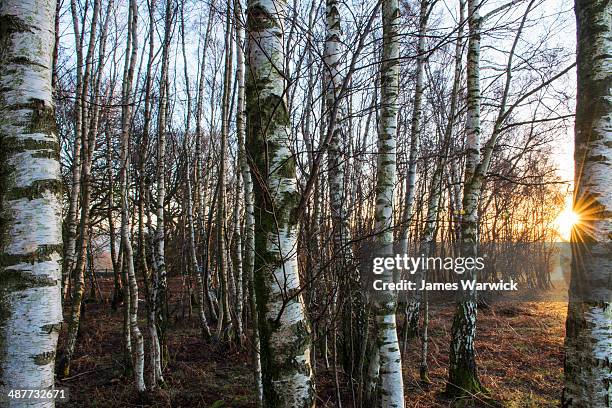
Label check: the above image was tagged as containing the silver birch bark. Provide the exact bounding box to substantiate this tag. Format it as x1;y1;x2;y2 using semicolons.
246;0;315;405
139;0;163;388
447;0;486;397
371;0;404;406
181;3;210;341
118;0;145;392
234;0;246;347
563;0;612;406
232;6;245;343
323;0;364;383
195;0;214;233
216;3;234;339
448;0;545;396
398;0;429;254
400;0;431;339
60;0;101;376
62;0;84;300
180;0;212;344
448;0;465;244
324;0;351;264
236;0;263;400
418;0;465;383
187;164;212;341
194;0;216;324
232;164;245;344
0;0;63;404
107;125;123;310
153;0;172;381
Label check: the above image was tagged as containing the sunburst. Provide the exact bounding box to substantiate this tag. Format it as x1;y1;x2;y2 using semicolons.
554;206;579;241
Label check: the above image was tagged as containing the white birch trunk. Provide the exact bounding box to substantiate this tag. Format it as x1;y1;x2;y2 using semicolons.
447;0;485;397
400;0;431;340
324;0;351;262
372;0;404;406
118;0;145;392
216;3;234;339
232;164;245;343
236;0;263;399
323;0;364;382
398;0;429;254
563;0;612;406
152;0;172;383
187;164;212;341
62;0;84;300
0;0;63;405
246;0;315;405
61;0;101;376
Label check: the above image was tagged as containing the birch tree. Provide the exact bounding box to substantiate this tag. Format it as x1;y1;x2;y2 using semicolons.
235;0;262;400
447;0;485;396
246;0;315;405
418;0;465;383
323;0;364;384
216;2;234;339
0;0;63;402
324;0;349;272
118;0;146;391
181;0;212;344
370;0;405;406
446;0;564;396
62;0;84;300
60;0;102;376
398;0;430;253
563;0;612;406
400;0;432;339
193;0;216;328
152;0;173;383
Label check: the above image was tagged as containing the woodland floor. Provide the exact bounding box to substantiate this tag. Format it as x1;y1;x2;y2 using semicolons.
57;277;566;408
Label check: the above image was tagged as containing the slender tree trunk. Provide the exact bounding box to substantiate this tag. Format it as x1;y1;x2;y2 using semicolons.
370;0;405;406
563;0;612;406
62;0;85;301
447;0;485;397
216;2;235;340
235;0;263;400
401;0;431;340
181;0;212;343
324;0;349;263
118;0;145;392
187;165;212;341
0;0;63;402
108;126;123;310
323;0;364;385
139;0;164;389
416;0;465;383
60;0;102;376
194;0;216;325
398;0;430;254
232;165;245;344
246;0;315;405
153;0;173;377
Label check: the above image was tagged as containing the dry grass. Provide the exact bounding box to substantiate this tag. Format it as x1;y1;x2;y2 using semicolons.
58;278;566;407
398;301;566;408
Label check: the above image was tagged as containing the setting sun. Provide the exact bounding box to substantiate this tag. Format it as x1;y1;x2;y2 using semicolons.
554;206;580;241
